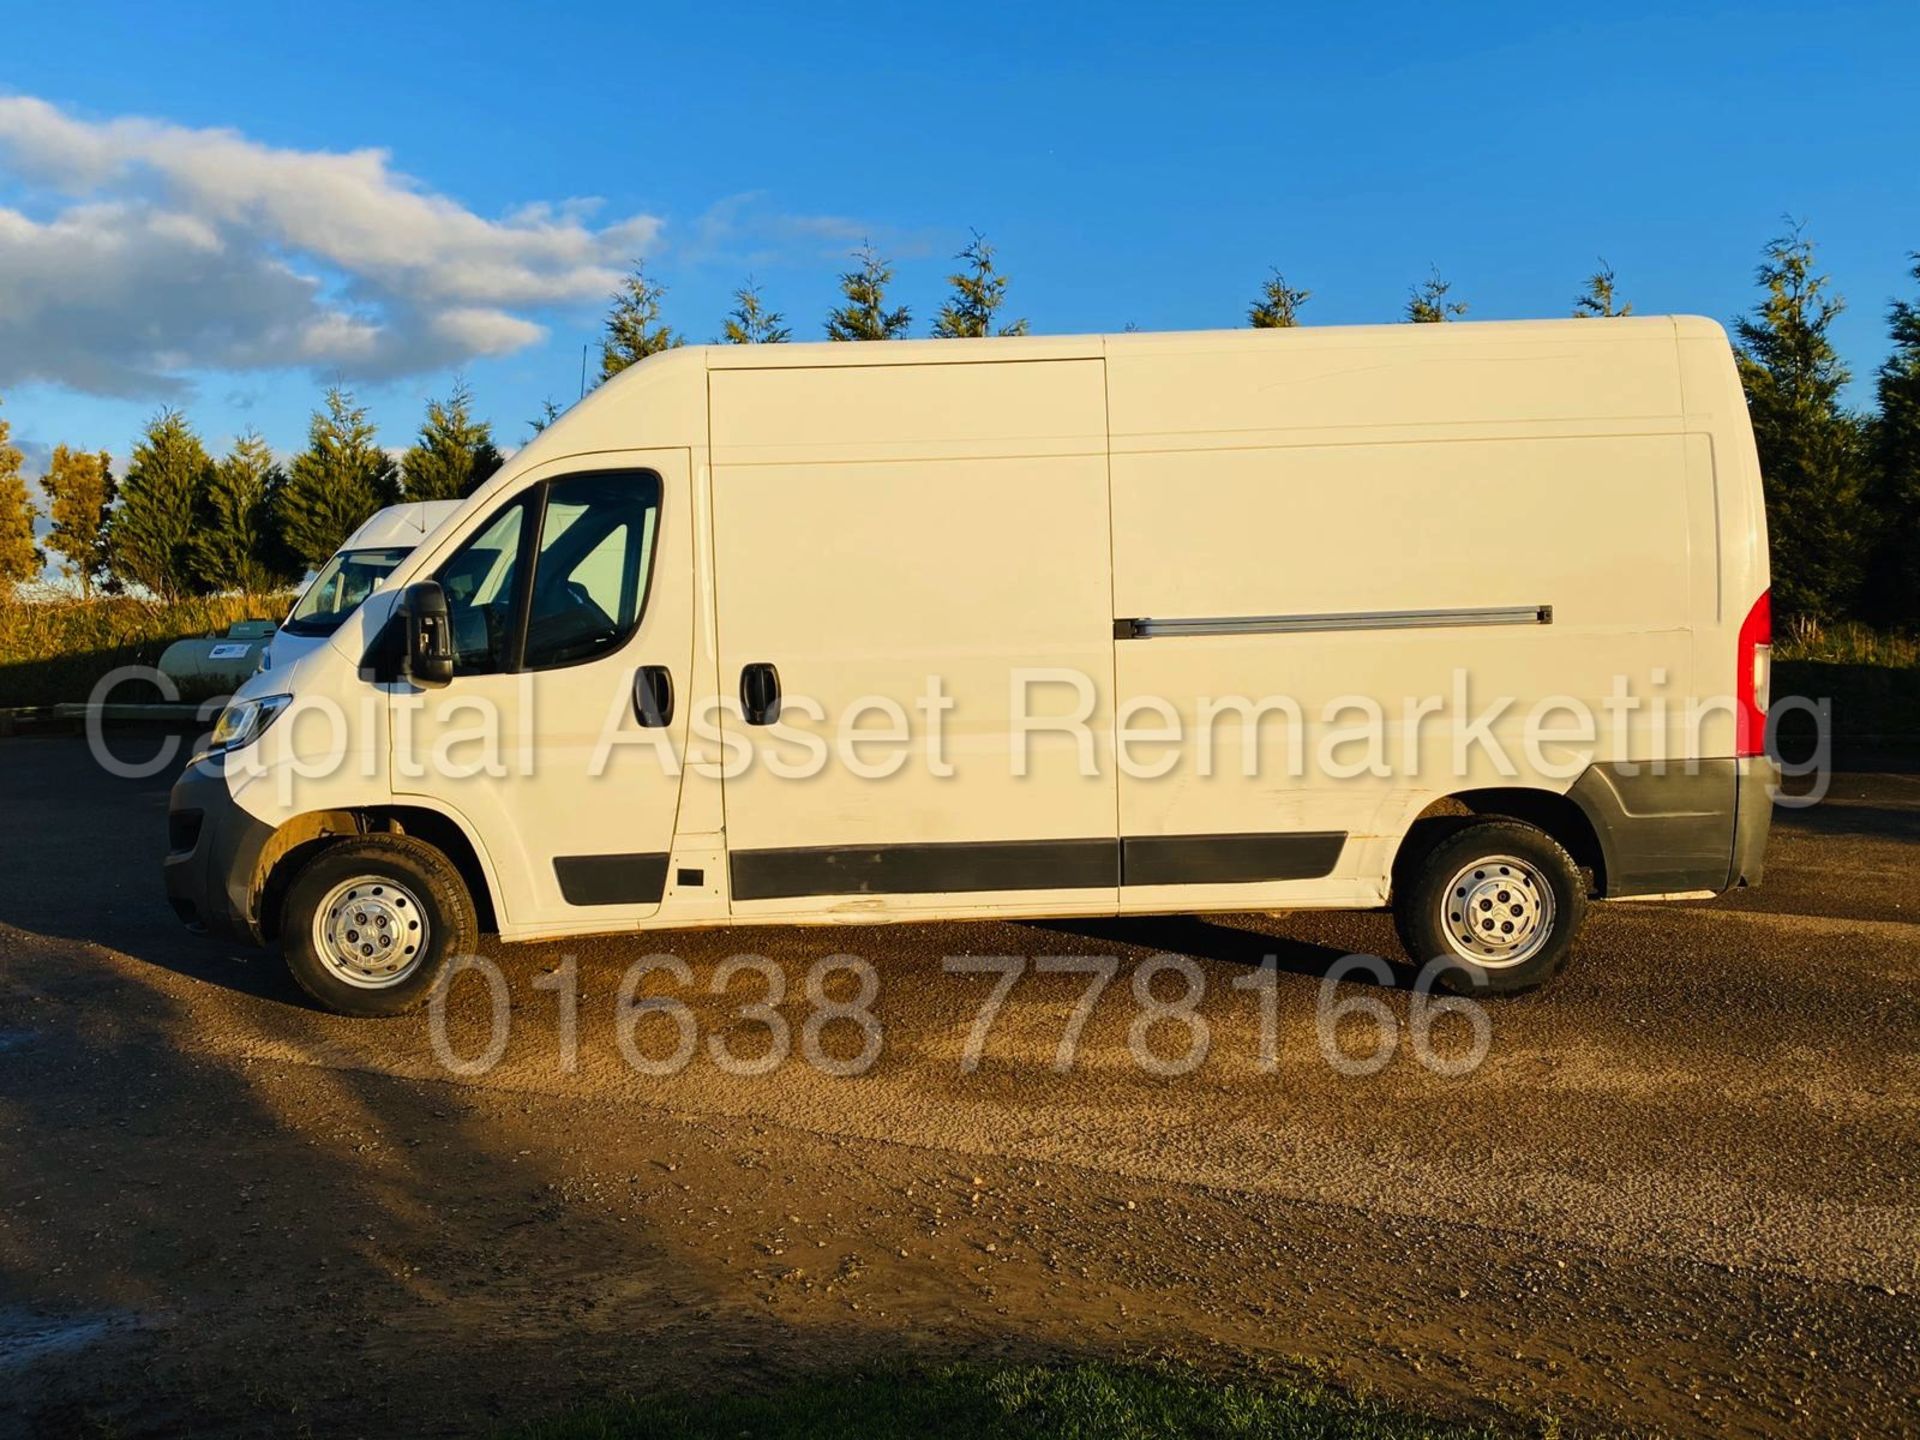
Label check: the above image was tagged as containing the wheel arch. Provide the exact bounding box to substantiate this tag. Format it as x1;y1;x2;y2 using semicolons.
255;803;501;941
1392;786;1606;899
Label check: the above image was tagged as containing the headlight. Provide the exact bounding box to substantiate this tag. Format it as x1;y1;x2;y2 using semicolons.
207;694;292;755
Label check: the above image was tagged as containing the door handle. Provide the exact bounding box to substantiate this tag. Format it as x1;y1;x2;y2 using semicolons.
633;665;674;727
739;662;781;726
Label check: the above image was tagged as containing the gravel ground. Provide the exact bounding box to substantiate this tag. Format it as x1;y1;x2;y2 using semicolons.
0;738;1915;1437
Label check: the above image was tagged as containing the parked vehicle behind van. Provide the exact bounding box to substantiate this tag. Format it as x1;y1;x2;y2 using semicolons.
262;501;463;675
165;319;1773;1016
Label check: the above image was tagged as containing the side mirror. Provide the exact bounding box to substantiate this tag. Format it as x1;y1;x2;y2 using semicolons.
403;581;454;686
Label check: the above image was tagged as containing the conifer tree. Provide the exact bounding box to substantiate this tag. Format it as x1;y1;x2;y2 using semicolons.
0;401;41;598
932;232;1027;338
1573;261;1632;318
42;444;115;598
194;432;300;597
279;387;400;570
1866;253;1920;628
1406;267;1467;323
108;409;212;600
1249;270;1310;328
527;398;564;437
402;381;503;502
599;262;682;380
825;243;911;341
1733;223;1869;621
722;280;791;344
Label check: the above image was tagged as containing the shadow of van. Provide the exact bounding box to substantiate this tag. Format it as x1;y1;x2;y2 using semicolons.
1025;914;1411;990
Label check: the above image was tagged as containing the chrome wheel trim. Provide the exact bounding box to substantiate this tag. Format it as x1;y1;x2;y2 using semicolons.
1439;854;1556;968
311;875;430;989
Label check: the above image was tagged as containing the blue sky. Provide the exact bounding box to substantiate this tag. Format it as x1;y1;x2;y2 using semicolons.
3;0;1918;478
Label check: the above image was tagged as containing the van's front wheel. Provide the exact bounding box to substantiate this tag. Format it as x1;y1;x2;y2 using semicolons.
281;835;478;1017
1393;820;1587;996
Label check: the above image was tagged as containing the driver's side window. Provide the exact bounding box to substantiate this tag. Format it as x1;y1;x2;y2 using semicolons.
522;472;661;670
435;471;661;675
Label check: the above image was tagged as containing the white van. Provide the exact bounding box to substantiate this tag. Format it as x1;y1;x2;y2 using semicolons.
263;501;464;675
166;320;1773;1016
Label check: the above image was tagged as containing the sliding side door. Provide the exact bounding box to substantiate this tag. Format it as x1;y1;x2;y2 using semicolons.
709;357;1119;919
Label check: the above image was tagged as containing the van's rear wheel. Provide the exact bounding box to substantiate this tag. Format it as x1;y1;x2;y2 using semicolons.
1393;819;1587;996
282;835;477;1017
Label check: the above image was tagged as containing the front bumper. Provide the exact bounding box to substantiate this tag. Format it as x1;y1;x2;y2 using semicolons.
163;756;276;946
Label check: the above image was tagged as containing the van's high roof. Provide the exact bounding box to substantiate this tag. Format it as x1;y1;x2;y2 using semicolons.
496;314;1736;497
338;500;464;552
684;314;1729;369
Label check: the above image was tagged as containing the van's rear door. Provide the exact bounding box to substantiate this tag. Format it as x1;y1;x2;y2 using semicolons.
709;358;1119;917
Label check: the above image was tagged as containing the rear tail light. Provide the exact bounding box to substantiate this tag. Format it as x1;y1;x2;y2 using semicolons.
1736;589;1771;757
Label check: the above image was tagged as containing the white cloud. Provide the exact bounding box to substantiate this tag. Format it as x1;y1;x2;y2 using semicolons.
430;307;547;356
681;192;865;267
678;191;937;270
0;96;665;396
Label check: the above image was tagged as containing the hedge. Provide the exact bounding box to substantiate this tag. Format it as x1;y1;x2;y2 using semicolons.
0;592;293;708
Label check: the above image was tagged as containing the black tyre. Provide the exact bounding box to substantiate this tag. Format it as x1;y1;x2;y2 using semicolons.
1392;819;1588;996
281;835;478;1018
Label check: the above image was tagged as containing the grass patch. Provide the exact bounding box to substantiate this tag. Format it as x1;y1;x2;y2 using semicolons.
1773;617;1918;668
0;590;292;707
516;1359;1516;1440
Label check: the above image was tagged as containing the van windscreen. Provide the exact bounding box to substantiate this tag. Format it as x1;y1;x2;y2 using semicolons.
282;547;413;636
